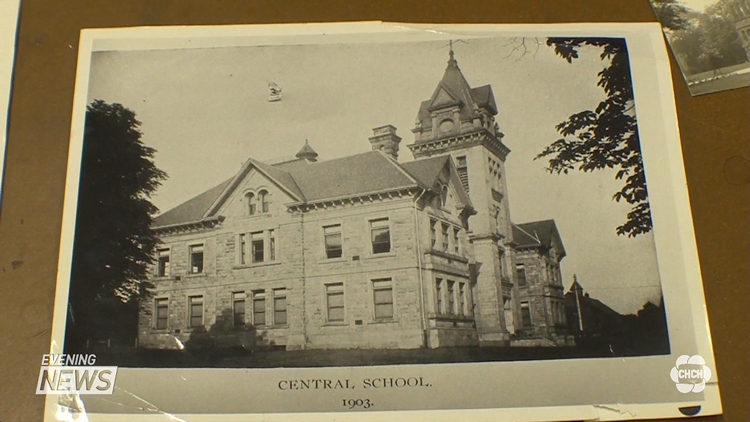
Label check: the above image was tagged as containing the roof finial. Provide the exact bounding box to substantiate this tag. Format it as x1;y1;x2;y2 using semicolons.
448;40;457;66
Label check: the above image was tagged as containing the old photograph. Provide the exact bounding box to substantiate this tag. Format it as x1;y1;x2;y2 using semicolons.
651;0;750;95
47;23;720;420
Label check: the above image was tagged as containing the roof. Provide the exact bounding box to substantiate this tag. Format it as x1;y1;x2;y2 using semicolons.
401;155;473;209
153;150;446;228
295;140;318;160
153;178;232;227
513;219;566;258
286;151;416;202
415;53;498;130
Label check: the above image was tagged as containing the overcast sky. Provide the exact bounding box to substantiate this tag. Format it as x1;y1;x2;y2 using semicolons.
86;36;663;314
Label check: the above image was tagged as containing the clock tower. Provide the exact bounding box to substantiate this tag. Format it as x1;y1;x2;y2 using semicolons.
408;48;518;345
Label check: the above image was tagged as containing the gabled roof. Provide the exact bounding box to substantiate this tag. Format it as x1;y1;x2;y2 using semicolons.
401;155;473;209
513;219;566;258
153;178;232;227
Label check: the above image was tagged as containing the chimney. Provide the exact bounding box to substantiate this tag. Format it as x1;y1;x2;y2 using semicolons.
369;125;401;160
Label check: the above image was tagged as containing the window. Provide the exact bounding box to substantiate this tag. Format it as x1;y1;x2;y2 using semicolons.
156;248;170;277
453;227;460;254
188;295;204;328
326;283;345;322
458;282;466;315
232;292;245;327
273;288;287;325
324;225;342;258
258;190;269;213
372;279;394;320
155;298;168;330
238;234;247;265
441;185;449;207
435;278;443;314
429;219;437;248
516;263;527;286
447;280;456;315
370;218;391;254
246;192;256;215
252;291;266;325
189;244;204;274
441;223;449;252
456;155;469;193
269;229;276;261
521;301;532;327
251;231;264;263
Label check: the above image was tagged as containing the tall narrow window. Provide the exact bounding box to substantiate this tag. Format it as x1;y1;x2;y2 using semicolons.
155;298;169;330
370;218;391;254
258;190;269;213
516;263;527;286
269;229;276;261
252;291;266;326
441;223;449;252
232;292;245;327
273;288;287;325
441;185;449;207
372;279;394;320
251;231;264;263
324;224;342;258
453;227;460;254
188;296;204;328
458;282;466;315
157;248;170;277
521;301;532;327
456;155;469;193
189;244;204;274
429;219;437;248
447;280;456;315
435;278;443;314
246;192;256;215
238;234;247;265
326;283;345;322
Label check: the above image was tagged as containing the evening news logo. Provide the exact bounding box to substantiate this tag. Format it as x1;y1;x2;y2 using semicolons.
36;354;118;395
670;354;712;393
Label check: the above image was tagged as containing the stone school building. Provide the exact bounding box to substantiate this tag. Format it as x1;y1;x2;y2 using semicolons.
138;51;570;350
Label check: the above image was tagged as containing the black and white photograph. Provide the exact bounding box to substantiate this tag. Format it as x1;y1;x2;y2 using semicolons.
651;0;750;95
48;23;720;421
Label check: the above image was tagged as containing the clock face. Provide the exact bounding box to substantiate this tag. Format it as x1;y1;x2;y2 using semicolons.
439;119;454;133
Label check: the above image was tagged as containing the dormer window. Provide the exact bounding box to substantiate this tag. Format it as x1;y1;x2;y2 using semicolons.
258;190;269;213
441;185;449;207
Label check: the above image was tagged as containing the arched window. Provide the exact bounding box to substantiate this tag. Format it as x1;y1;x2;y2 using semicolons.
441;185;449;207
245;192;256;215
433;182;443;207
258;190;269;213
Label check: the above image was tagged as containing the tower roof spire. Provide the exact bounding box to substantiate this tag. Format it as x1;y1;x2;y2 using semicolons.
447;40;458;68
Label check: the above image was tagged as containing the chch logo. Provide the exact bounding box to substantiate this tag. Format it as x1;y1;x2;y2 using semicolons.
670;355;712;393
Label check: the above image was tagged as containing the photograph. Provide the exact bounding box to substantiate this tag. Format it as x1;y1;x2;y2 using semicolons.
651;0;750;95
47;23;720;420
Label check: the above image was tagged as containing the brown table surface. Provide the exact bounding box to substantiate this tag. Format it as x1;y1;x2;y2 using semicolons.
0;1;747;421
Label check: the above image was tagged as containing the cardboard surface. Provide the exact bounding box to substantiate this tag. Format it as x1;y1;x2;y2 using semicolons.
0;1;747;421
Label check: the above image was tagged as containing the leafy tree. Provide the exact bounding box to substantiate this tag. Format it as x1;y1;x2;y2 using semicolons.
651;0;691;31
65;100;167;351
536;38;650;237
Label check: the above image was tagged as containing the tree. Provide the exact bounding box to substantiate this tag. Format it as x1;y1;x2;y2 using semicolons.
651;0;691;31
537;38;650;237
65;100;167;351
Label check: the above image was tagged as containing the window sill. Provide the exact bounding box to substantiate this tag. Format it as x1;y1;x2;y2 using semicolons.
370;319;397;324
233;261;281;270
184;273;208;279
319;257;347;264
425;249;468;263
366;251;396;259
322;321;348;327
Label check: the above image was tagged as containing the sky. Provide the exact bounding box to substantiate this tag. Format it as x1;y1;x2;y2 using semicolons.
85;36;663;314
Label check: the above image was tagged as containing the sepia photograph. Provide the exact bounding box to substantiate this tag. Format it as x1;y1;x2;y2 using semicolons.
47;23;720;420
651;0;750;95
